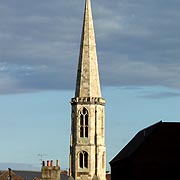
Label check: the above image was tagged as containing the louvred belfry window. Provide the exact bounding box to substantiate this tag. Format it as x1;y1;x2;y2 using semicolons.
79;108;88;137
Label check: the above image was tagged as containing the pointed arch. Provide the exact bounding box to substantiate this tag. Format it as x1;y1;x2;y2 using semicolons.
78;151;88;169
79;107;89;138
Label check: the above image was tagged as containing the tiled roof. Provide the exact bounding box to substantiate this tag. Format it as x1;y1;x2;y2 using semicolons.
106;173;111;180
0;170;68;180
0;170;24;180
14;171;69;180
14;171;41;180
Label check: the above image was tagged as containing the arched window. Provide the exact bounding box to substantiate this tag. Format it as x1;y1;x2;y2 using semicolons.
79;108;88;137
79;151;88;168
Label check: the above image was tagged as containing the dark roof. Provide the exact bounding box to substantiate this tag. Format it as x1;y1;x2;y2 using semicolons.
14;171;41;180
110;121;180;165
60;174;69;180
12;171;68;180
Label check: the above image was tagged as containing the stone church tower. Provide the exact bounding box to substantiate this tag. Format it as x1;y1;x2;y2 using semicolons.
69;0;106;180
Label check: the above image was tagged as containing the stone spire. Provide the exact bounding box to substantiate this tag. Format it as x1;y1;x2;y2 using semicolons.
75;0;101;98
70;1;106;180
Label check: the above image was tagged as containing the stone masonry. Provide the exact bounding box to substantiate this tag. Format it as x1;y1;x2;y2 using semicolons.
69;0;106;180
41;160;60;180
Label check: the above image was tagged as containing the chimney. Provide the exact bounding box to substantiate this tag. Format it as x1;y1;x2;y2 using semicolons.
8;168;11;180
41;160;61;180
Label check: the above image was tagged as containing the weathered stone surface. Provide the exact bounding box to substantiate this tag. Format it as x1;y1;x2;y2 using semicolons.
41;161;60;180
68;176;74;180
70;0;106;180
75;0;101;98
92;175;99;180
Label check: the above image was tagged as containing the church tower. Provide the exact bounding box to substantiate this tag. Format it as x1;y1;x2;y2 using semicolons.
70;0;106;180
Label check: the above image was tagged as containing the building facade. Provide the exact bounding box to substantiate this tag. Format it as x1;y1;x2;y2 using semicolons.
110;121;180;180
69;0;106;180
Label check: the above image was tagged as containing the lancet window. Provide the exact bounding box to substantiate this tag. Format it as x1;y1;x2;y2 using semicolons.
79;107;88;138
79;151;88;168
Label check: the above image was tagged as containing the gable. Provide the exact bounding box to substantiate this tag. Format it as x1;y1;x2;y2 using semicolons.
110;121;180;165
0;170;24;180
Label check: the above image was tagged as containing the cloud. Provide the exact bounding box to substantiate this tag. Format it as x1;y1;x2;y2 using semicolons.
140;91;180;99
100;59;180;89
0;162;39;171
0;0;180;94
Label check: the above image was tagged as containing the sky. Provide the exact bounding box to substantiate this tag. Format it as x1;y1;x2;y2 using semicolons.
0;0;180;171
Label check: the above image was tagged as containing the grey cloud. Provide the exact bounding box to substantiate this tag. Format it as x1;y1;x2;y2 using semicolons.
0;0;180;94
100;59;180;89
140;92;180;99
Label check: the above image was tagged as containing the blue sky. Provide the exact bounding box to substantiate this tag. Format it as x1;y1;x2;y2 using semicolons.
0;0;180;171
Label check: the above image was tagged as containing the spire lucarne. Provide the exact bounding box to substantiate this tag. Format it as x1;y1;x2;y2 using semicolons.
70;0;106;180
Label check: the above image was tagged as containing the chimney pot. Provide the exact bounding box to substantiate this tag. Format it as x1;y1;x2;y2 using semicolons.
47;160;49;166
50;160;53;166
42;161;45;166
56;160;60;167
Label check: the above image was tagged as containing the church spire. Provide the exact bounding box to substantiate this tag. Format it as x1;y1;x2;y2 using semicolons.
70;1;106;180
75;0;101;97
